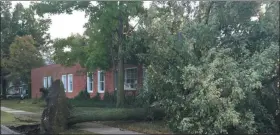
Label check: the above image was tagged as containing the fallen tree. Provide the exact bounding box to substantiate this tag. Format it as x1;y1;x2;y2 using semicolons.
67;107;165;126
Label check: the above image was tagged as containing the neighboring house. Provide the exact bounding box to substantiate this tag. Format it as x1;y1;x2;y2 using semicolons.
31;63;145;99
5;81;29;99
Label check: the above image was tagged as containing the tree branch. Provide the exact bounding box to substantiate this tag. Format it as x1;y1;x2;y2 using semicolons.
204;1;214;25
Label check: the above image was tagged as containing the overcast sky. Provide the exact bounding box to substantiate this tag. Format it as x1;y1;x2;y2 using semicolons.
12;1;151;40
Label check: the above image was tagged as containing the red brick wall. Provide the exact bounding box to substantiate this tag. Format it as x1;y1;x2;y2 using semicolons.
87;65;143;99
31;64;87;98
31;64;143;99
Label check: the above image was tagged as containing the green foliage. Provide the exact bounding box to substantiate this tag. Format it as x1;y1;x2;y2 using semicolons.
0;1;51;96
1;36;44;83
68;99;115;108
103;91;115;103
33;1;147;107
135;88;156;108
27;1;279;134
68;107;165;126
1;1;51;55
74;90;90;100
139;1;279;134
91;93;100;101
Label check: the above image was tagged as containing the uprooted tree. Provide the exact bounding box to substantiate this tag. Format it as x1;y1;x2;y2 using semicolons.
139;1;279;134
40;79;70;134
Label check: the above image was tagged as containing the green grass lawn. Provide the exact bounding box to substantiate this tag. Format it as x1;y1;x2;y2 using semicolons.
99;121;172;134
1;99;45;113
1;111;35;126
1;99;170;134
60;128;98;134
1;110;95;134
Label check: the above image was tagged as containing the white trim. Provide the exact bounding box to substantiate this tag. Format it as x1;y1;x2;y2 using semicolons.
61;75;67;92
67;74;73;92
87;72;93;93
43;77;48;88
97;70;105;93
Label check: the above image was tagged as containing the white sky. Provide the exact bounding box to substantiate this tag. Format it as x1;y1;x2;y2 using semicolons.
12;1;151;40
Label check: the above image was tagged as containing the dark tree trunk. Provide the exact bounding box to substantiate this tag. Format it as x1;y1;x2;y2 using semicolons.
116;10;125;108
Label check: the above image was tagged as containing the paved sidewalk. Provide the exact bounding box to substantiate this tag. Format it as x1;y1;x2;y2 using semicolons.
1;106;146;135
1;107;35;115
75;122;145;134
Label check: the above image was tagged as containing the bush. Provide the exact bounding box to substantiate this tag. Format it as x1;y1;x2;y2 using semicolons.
68;99;115;108
134;88;156;108
91;93;100;101
74;90;90;100
103;91;115;103
125;94;136;106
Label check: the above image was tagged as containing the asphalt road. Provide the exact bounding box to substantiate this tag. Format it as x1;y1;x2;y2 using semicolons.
1;125;20;134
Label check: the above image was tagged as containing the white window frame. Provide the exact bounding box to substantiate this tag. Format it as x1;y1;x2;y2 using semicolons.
87;72;93;93
67;74;73;92
97;70;105;93
61;75;67;92
47;76;52;88
43;77;48;88
124;67;138;90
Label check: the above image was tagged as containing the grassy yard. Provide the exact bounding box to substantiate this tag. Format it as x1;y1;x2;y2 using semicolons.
1;111;31;126
1;99;170;134
60;128;97;134
99;121;172;134
1;110;94;134
1;99;45;113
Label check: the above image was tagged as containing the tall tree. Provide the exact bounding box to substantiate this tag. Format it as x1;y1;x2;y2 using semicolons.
0;1;51;96
1;36;44;96
33;1;145;107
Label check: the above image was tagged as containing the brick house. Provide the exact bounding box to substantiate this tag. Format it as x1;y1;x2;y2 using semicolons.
31;63;145;99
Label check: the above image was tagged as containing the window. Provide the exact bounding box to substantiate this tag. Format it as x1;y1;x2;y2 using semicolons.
87;72;93;93
68;74;73;92
124;68;138;90
98;71;105;93
61;75;67;92
43;76;52;88
47;76;52;88
43;77;48;88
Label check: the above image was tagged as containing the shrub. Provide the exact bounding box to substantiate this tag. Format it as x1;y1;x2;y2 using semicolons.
74;90;90;100
124;94;136;106
68;99;115;108
103;91;115;103
91;93;100;101
134;88;156;108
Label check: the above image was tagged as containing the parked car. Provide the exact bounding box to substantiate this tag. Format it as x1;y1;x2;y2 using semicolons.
6;85;28;100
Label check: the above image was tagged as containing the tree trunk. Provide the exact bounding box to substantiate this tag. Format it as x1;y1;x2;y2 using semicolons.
68;108;165;126
1;78;7;99
116;11;125;108
116;55;124;107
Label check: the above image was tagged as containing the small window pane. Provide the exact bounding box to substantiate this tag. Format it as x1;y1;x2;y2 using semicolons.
124;68;137;89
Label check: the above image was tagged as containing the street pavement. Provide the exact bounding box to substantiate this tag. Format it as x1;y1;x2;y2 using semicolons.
1;125;20;134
